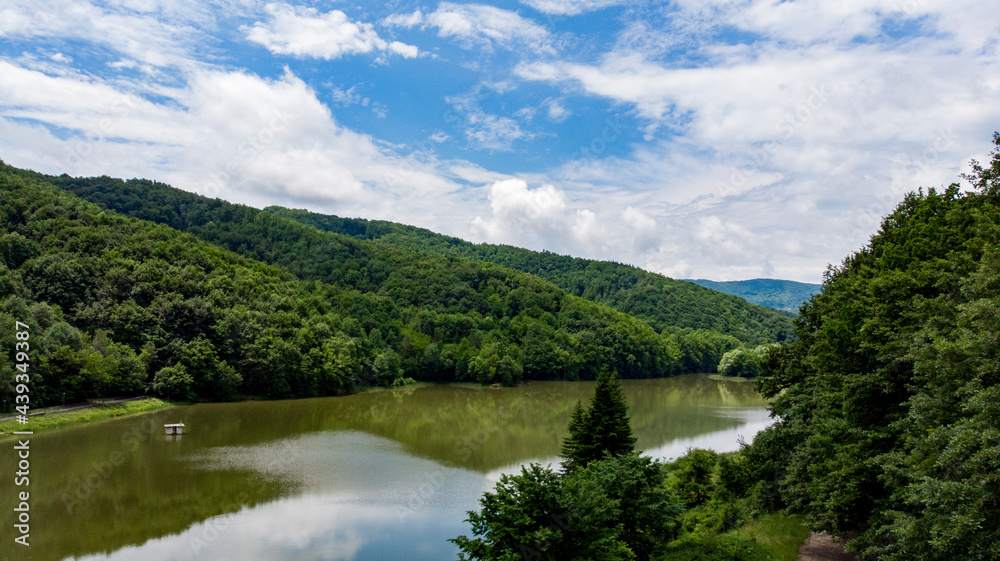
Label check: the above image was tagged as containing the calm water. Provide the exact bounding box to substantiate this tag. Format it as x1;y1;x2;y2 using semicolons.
0;375;770;561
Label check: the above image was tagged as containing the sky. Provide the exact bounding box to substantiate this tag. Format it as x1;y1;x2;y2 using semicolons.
1;1;998;283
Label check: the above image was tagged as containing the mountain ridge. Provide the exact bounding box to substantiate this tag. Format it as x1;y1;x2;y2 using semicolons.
261;206;795;344
684;278;821;311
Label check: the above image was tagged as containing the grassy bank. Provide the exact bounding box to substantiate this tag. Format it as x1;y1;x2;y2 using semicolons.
730;513;810;561
0;398;172;440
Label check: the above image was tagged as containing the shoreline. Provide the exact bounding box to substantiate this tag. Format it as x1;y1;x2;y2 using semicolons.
0;398;173;441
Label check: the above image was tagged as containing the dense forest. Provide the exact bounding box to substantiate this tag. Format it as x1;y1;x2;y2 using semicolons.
257;206;794;343
0;163;771;407
737;133;1000;559
684;279;820;311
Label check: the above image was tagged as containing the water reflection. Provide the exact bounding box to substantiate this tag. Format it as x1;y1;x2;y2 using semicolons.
76;432;484;561
0;374;771;561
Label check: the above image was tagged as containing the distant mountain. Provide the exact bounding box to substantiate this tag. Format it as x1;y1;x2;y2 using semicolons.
684;278;821;311
262;207;796;344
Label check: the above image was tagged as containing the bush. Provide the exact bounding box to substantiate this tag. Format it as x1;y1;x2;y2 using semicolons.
150;364;194;401
674;448;718;507
718;452;754;498
453;454;683;561
658;534;775;561
718;348;760;378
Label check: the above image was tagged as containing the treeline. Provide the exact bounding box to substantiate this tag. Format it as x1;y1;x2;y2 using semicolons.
1;164;744;406
741;133;1000;559
260;207;795;344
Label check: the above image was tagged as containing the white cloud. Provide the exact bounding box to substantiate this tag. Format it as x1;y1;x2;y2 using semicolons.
330;84;363;106
520;0;629;16
0;0;206;69
546;99;569;122
0;60;466;229
471;179;571;248
388;41;419;58
470;180;671;261
246;3;418;60
386;3;553;53
503;1;1000;281
446;85;532;151
382;10;424;28
622;206;659;250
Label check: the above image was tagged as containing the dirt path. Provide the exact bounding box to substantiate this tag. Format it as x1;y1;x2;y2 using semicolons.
0;396;147;422
796;532;858;561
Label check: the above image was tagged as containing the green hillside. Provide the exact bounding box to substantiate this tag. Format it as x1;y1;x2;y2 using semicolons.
684;278;820;311
260;207;794;344
0;162;763;408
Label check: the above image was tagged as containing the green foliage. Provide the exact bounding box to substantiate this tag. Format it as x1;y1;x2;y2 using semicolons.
658;534;774;561
561;372;636;472
717;349;760;378
580;454;684;560
0;166;367;404
453;454;682;561
717;452;754;499
452;463;627;561
746;133;1000;559
261;207;795;344
685;279;820;312
673;449;718;507
718;344;776;378
560;400;587;471
150;364;194;401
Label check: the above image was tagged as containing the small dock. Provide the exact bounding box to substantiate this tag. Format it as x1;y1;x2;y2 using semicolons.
164;422;185;435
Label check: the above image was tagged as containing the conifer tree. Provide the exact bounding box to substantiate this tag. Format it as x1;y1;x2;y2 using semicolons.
561;371;636;472
560;399;587;473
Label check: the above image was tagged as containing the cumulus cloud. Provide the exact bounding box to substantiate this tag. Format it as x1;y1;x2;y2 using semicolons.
470;180;673;261
471;179;576;249
246;3;417;60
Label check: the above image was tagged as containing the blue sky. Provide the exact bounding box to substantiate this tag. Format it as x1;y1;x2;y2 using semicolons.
1;0;998;282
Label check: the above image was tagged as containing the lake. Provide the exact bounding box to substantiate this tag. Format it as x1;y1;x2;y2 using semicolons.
0;375;770;561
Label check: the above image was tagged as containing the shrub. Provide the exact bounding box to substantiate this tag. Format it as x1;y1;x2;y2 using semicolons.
658;534;774;561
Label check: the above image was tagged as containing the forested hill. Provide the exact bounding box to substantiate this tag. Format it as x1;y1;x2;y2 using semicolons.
1;162;761;407
261;207;794;343
744;133;1000;560
684;278;820;311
